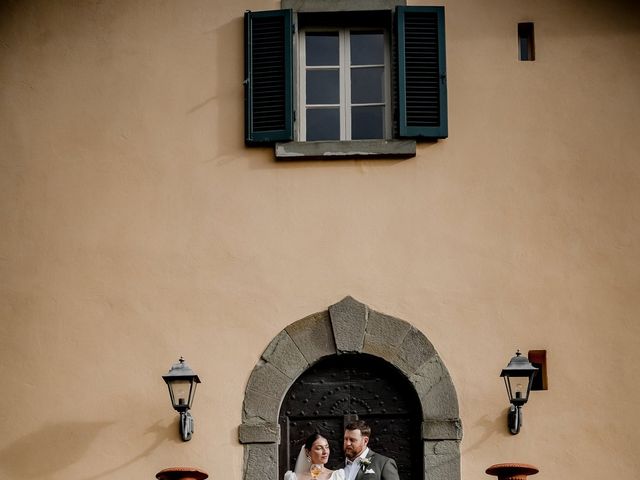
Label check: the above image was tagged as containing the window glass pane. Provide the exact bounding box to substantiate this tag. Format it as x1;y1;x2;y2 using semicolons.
306;32;339;66
350;31;384;65
307;108;340;141
307;70;339;104
351;106;384;140
351;67;384;104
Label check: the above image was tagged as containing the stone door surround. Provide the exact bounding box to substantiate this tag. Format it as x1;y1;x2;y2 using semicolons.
238;296;462;480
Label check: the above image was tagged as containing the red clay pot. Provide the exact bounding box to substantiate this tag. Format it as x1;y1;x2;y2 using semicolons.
156;466;209;480
486;463;539;480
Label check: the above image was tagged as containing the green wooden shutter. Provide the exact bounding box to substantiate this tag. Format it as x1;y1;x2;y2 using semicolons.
396;6;447;139
244;10;293;145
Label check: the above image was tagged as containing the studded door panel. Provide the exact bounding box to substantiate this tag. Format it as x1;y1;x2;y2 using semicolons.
279;354;422;480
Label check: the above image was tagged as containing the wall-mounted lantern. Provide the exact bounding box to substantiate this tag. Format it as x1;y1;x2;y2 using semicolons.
500;350;538;435
163;357;201;441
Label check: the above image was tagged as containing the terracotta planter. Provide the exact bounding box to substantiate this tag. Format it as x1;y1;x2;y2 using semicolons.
156;466;209;480
486;463;539;480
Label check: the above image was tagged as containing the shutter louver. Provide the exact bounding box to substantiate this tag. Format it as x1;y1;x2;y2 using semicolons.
397;6;448;139
245;10;293;144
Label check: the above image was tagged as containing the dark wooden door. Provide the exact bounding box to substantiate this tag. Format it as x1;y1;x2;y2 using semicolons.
279;354;422;480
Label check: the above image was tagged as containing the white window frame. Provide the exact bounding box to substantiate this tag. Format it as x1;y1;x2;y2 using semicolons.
298;26;392;142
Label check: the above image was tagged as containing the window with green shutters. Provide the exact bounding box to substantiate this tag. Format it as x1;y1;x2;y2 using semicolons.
244;6;447;148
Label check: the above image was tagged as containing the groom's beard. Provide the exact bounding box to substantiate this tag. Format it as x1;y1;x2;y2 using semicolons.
344;447;360;461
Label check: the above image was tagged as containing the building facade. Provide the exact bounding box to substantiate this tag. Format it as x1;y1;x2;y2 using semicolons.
2;1;640;480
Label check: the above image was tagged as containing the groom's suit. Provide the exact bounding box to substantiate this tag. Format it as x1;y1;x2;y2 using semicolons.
354;449;400;480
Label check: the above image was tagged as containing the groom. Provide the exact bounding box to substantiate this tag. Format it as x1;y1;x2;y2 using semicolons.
343;420;400;480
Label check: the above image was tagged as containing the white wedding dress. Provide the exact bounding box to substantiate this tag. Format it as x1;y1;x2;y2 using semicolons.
284;469;346;480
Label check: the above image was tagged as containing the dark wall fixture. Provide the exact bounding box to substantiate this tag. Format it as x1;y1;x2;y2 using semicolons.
527;350;548;391
518;22;535;61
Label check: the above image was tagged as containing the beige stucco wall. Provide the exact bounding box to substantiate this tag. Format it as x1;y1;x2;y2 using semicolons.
1;0;639;479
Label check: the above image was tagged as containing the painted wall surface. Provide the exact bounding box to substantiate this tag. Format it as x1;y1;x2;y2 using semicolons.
1;0;639;479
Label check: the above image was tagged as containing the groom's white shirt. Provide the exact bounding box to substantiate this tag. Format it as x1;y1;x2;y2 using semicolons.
345;447;370;480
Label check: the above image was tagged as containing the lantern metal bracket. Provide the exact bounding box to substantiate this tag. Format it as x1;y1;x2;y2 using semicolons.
508;404;521;435
180;410;195;441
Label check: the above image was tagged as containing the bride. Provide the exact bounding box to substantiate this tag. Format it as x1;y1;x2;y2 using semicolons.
284;433;345;480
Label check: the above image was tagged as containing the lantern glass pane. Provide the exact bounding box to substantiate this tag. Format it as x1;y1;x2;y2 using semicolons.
169;379;192;407
190;382;198;405
507;375;531;401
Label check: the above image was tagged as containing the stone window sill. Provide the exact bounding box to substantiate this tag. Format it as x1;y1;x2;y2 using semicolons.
275;139;416;160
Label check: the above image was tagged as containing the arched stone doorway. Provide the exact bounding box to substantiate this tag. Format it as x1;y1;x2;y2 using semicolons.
239;297;462;480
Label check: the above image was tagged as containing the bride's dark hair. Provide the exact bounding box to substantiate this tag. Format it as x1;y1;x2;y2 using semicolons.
304;432;325;451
